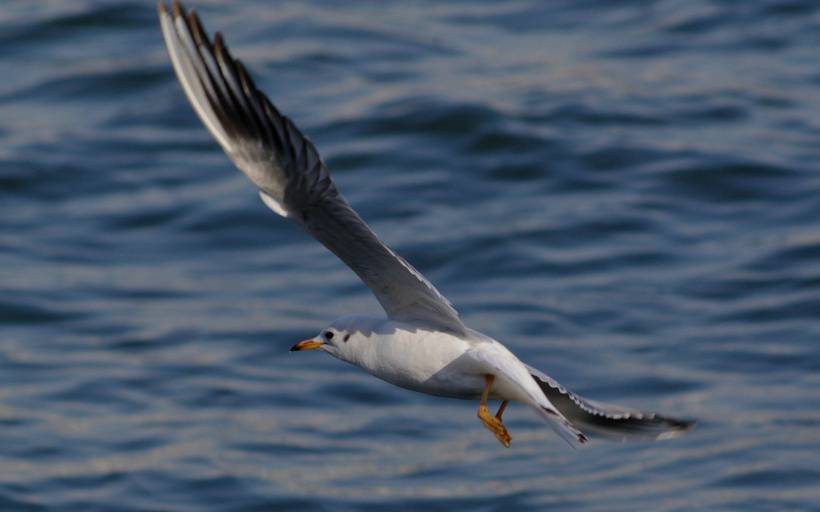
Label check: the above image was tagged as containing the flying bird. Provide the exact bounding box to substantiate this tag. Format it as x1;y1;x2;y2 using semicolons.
158;0;694;448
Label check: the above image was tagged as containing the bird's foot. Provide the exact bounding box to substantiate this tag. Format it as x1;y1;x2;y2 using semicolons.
478;404;511;447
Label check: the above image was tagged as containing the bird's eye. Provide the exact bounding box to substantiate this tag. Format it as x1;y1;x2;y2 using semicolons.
325;331;334;340
344;334;350;342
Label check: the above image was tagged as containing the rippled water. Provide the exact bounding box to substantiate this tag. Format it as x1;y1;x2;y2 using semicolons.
3;1;820;510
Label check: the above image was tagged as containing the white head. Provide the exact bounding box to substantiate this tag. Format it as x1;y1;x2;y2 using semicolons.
289;316;384;363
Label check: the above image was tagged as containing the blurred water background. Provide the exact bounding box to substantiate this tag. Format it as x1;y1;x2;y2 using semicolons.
2;0;820;510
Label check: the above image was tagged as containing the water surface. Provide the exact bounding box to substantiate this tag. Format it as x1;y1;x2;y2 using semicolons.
2;1;820;510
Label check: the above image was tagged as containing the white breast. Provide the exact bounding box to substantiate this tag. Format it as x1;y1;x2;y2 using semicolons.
351;326;487;399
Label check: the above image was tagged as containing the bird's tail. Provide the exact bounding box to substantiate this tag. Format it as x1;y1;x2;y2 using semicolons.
533;404;589;447
527;365;695;443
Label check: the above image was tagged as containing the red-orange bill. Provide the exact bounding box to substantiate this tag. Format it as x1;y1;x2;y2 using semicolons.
290;339;324;351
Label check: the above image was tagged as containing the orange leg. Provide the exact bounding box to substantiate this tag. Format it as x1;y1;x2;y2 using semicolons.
477;375;512;447
496;400;509;420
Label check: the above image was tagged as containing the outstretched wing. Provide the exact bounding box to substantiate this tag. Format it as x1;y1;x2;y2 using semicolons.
158;1;467;336
526;365;695;441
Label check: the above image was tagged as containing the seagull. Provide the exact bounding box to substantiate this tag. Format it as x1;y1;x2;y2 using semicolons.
158;0;694;448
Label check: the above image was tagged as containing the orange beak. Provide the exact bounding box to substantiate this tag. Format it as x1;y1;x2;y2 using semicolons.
290;339;324;352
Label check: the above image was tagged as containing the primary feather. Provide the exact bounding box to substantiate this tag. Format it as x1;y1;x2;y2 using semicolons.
527;365;695;441
159;0;467;336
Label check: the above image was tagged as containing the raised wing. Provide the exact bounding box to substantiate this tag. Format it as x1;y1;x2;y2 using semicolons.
158;1;467;336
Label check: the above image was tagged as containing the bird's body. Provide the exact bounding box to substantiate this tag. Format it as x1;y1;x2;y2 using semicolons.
159;0;694;448
331;317;483;399
325;316;537;402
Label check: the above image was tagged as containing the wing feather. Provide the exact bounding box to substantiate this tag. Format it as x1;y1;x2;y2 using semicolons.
159;1;466;335
526;365;695;441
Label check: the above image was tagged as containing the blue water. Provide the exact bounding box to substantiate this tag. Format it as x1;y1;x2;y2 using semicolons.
2;1;820;510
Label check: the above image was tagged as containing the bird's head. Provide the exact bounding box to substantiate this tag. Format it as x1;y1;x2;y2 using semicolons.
289;316;382;362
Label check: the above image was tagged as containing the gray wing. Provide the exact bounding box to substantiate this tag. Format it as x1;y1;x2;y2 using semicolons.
159;1;466;336
526;364;695;441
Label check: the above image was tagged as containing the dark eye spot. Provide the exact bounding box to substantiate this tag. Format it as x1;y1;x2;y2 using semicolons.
325;331;334;340
343;334;350;342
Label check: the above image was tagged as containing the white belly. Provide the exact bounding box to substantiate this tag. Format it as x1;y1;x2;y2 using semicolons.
350;325;524;401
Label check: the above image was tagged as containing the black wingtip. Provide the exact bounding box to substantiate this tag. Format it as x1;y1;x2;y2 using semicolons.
214;31;224;51
672;417;697;431
187;9;207;45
